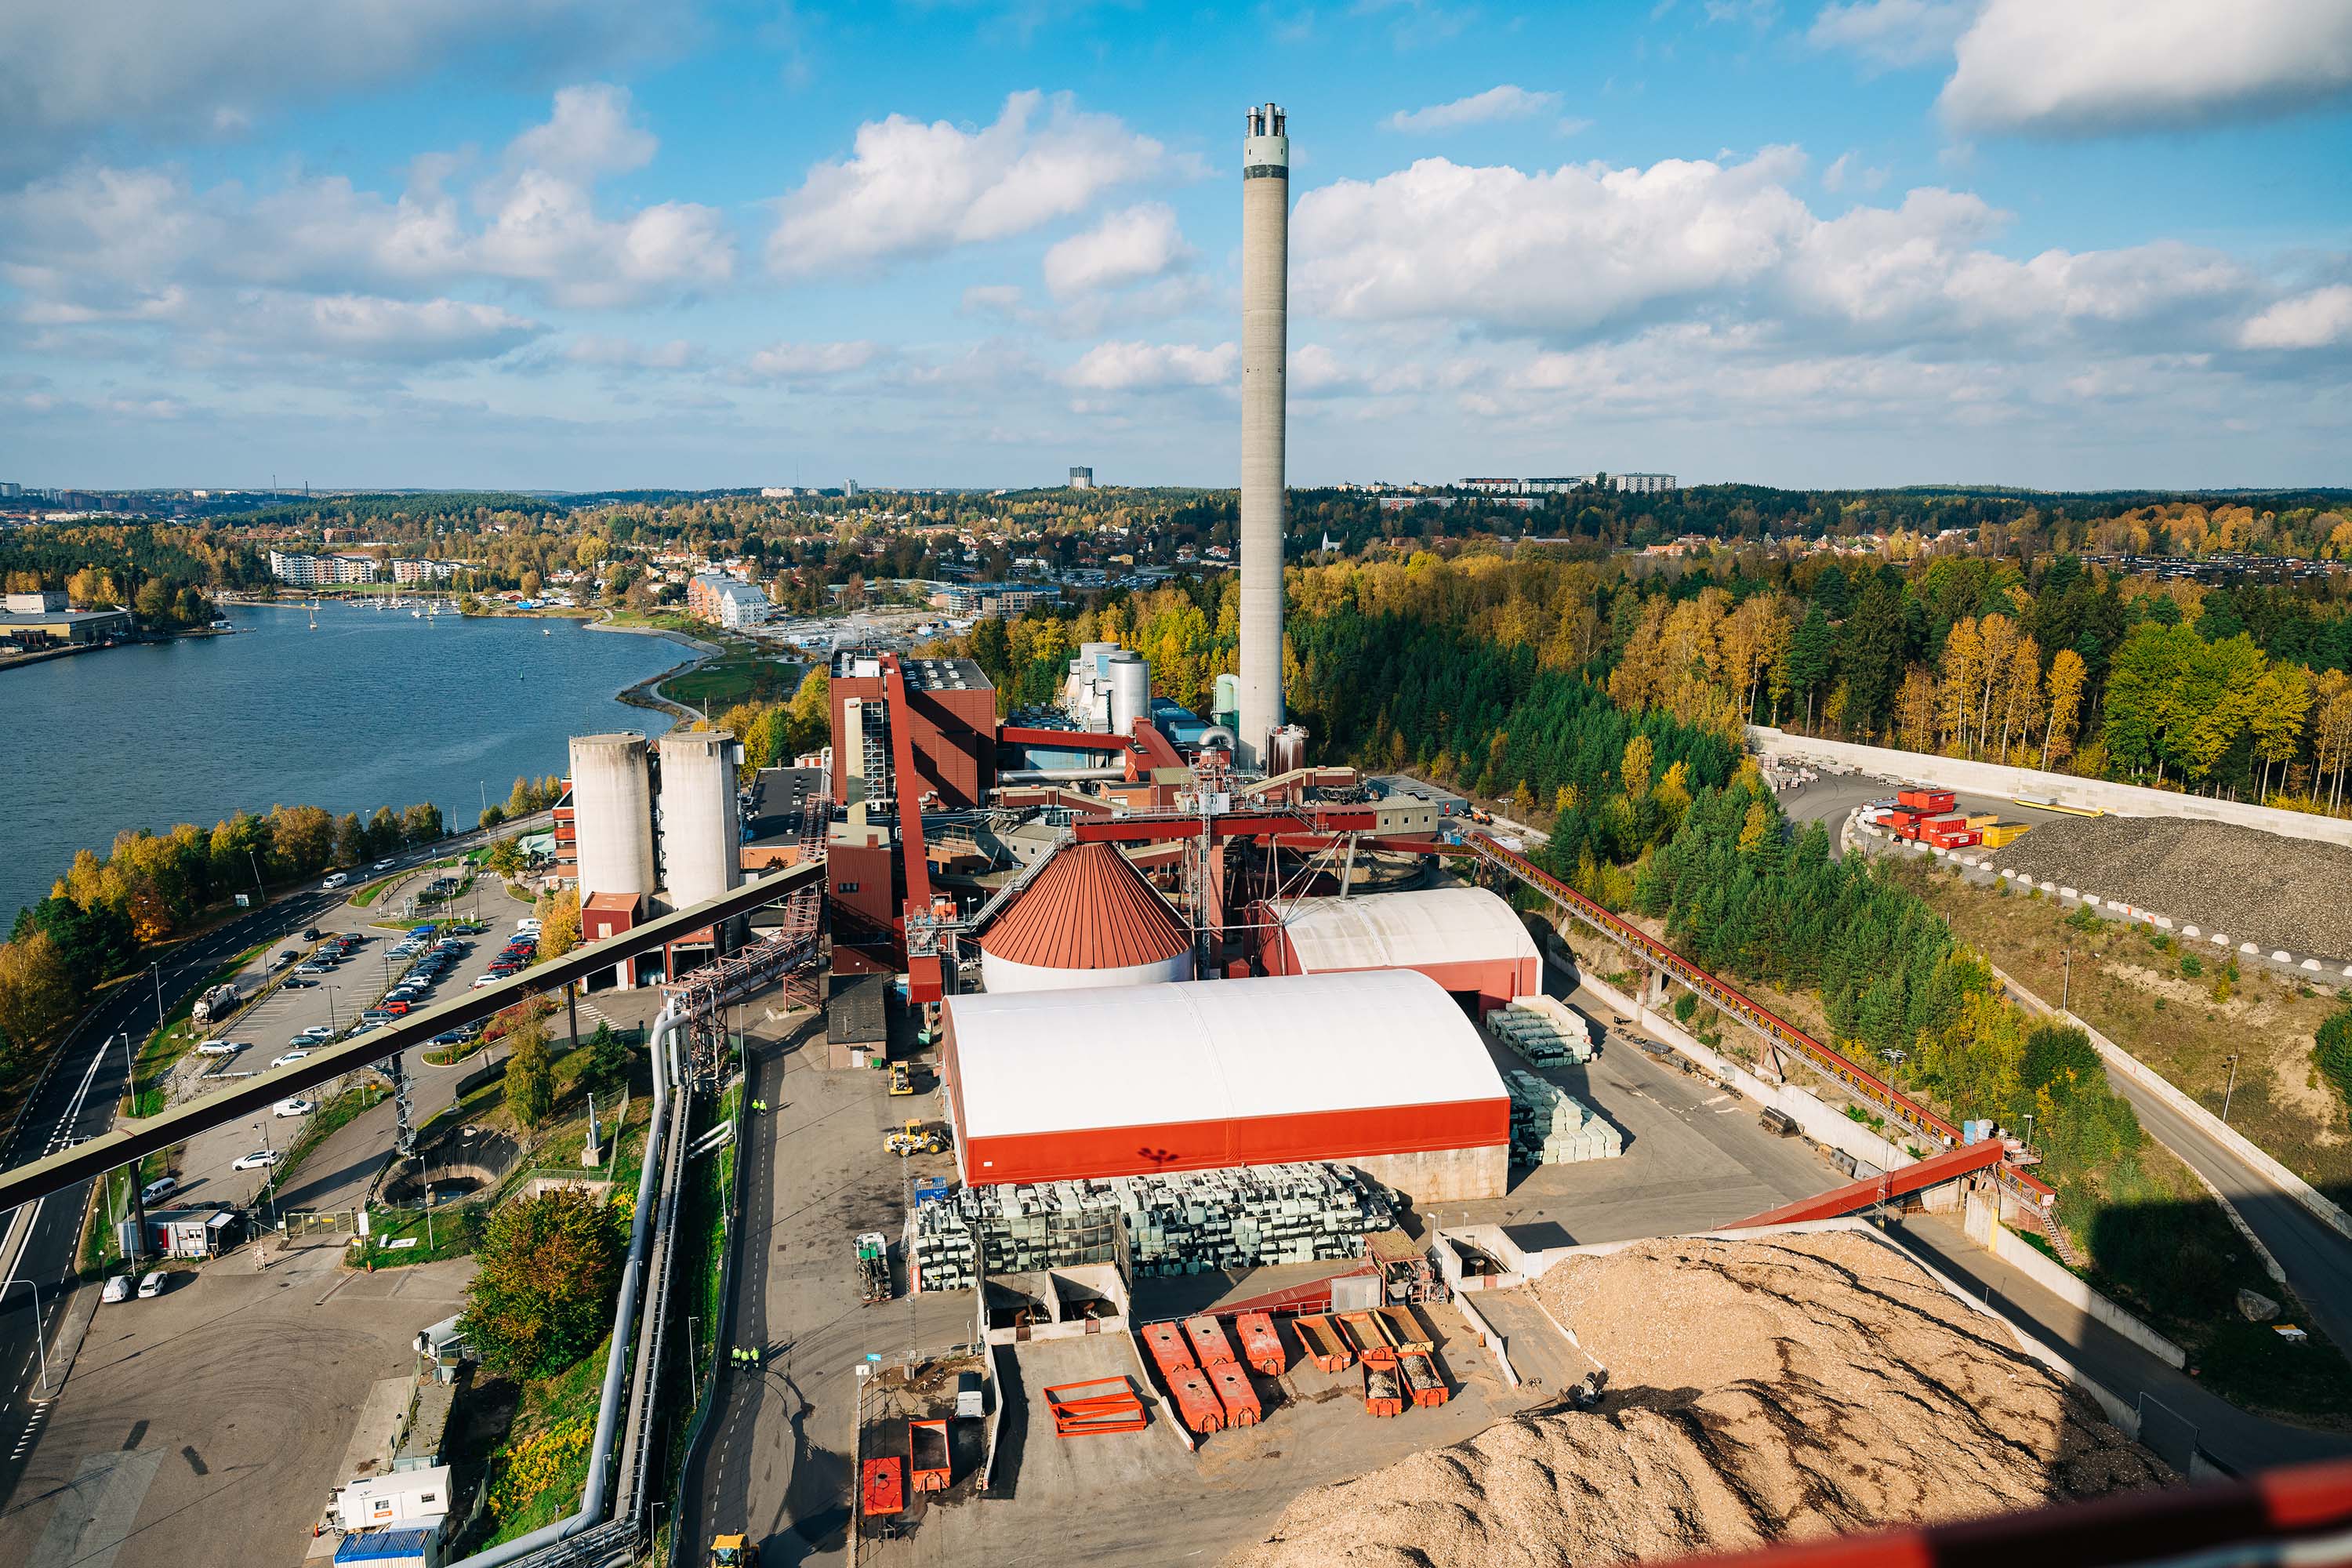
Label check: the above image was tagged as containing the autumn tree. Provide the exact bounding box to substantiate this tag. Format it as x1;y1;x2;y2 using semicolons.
537;888;582;960
504;1014;554;1128
459;1189;624;1377
2042;648;2088;768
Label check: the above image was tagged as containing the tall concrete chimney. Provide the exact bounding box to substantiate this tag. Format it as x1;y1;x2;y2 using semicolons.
1237;102;1289;771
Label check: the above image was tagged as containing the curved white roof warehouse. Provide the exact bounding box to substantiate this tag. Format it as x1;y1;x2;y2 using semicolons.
1262;887;1541;1009
942;968;1510;1200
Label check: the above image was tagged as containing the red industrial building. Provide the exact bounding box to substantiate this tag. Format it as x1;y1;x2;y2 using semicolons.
828;652;996;810
1251;887;1541;1012
940;968;1512;1202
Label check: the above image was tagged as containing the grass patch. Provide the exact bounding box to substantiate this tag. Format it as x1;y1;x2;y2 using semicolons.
660;641;801;710
476;1336;611;1545
127;938;270;1117
358;1201;480;1269
351;877;395;908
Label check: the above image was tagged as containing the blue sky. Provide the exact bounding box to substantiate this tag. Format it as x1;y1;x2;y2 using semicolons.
2;0;2348;492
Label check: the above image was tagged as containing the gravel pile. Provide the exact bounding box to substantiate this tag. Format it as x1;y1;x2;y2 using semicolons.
1994;815;2352;960
1225;1235;2163;1568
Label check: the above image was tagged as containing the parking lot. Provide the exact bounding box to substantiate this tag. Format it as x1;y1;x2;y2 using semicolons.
153;893;541;1221
0;1240;473;1568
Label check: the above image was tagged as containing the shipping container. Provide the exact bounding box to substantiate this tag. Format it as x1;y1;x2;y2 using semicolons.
1981;822;2032;848
860;1457;905;1517
1963;813;1998;828
1294;1313;1353;1372
1184;1315;1239;1368
1896;788;1955;813
1208;1362;1261;1426
1235;1311;1287;1377
1142;1321;1196;1381
1167;1365;1226;1434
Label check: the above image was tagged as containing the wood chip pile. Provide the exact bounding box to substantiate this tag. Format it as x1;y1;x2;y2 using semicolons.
1995;815;2352;960
1227;1233;2167;1568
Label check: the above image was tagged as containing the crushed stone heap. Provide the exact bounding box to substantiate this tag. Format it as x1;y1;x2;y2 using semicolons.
1228;1233;2167;1568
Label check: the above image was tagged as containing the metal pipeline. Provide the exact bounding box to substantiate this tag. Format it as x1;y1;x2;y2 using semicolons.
441;998;686;1568
997;766;1129;782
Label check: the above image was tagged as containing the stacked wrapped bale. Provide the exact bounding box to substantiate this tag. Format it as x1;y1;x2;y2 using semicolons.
1490;1001;1596;1066
909;1161;1395;1292
1505;1070;1623;1166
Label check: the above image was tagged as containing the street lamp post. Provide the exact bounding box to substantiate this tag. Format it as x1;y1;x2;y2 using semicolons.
2222;1053;2241;1123
255;1121;279;1223
2060;947;2073;1020
1;1279;51;1395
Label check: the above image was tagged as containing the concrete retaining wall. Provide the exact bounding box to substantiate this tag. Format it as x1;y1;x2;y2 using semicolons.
1960;1191;2187;1367
1751;726;2352;849
1578;975;1918;1174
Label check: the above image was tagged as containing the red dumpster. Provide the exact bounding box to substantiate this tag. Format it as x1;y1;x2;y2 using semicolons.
1363;1363;1405;1417
1184;1314;1238;1368
1399;1348;1449;1407
1338;1310;1399;1368
1294;1313;1352;1372
1167;1365;1225;1435
1045;1377;1147;1437
1209;1361;1261;1427
908;1418;950;1492
1236;1311;1287;1377
1142;1321;1196;1381
1896;788;1955;813
860;1456;905;1516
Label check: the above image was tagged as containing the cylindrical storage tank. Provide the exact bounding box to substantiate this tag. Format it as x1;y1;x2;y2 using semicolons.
568;733;655;900
656;730;742;912
1214;672;1240;727
1107;652;1149;738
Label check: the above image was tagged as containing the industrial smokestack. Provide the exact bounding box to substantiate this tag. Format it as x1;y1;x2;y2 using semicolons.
1237;102;1289;771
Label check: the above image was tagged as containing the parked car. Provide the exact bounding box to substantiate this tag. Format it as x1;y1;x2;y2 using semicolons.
136;1272;168;1299
301;927;323;942
299;1024;335;1040
429;1029;468;1046
295;964;331;976
103;1275;133;1304
195;1039;240;1057
473;976;502;989
273;950;299;967
284;978;318;989
383;1000;412;1016
273;1098;313;1117
140;1176;179;1205
269;1050;310;1069
232;1149;281;1171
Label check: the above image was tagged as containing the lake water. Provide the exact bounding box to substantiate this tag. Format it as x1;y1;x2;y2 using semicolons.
1;602;684;923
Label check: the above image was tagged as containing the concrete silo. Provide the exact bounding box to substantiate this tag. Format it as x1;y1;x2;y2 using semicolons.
568;732;655;902
656;729;742;913
1106;652;1150;738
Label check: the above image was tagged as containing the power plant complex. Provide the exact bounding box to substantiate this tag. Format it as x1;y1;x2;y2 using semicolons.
551;103;1540;1247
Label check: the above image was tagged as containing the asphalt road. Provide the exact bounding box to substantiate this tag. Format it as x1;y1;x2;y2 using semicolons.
0;813;546;1520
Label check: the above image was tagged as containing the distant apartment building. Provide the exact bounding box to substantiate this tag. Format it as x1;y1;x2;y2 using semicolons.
391;558;457;584
1614;472;1679;494
268;549;380;585
686;573;771;629
928;582;1062;617
1461;477;1522;495
1525;476;1594;493
1068;466;1094;490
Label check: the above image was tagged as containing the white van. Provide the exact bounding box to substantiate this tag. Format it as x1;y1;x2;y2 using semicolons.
195;1039;240;1057
140;1175;179;1206
136;1272;168;1299
102;1275;133;1304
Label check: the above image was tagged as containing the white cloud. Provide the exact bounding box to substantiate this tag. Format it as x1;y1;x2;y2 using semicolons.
768;91;1178;277
243;293;543;362
507;83;657;181
1821;151;1887;192
1042;204;1193;298
1811;0;2352;136
2239;285;2352;350
0;1;682;176
1807;0;1978;68
1294;149;1816;334
742;340;881;380
1063;339;1236;391
1384;85;1563;133
0;86;735;322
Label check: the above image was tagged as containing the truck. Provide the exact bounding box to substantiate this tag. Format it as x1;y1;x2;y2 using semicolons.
191;982;241;1026
855;1232;891;1305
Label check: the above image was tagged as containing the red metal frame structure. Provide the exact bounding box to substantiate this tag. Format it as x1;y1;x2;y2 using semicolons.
1673;1456;2352;1568
1070;807;1379;845
1722;1139;2007;1229
996;724;1133;752
882;653;946;1003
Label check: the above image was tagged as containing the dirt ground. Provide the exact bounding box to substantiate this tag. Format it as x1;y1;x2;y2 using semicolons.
1907;863;2352;1195
1226;1233;2166;1568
